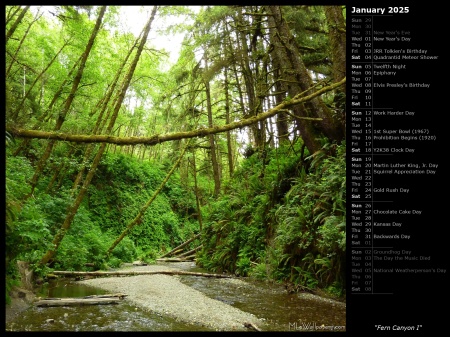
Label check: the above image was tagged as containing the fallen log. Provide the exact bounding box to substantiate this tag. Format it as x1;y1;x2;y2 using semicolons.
35;296;123;307
83;293;128;299
51;270;232;278
155;255;195;262
176;245;202;258
167;248;184;256
156;257;191;262
159;233;200;258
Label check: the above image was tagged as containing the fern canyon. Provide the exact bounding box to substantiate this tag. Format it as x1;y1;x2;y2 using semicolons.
5;5;347;331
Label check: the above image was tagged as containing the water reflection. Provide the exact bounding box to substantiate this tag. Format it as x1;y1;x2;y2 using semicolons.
178;274;346;331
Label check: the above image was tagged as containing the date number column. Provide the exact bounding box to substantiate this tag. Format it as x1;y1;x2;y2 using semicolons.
349;14;374;294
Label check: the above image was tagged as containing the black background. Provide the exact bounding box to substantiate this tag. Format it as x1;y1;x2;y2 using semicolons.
346;1;447;336
2;2;448;335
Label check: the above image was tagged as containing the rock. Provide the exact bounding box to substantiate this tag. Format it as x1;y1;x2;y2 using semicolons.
17;261;34;291
5;288;36;324
46;318;55;324
132;261;148;266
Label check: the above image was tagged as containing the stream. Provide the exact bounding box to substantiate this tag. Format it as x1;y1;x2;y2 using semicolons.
5;262;346;332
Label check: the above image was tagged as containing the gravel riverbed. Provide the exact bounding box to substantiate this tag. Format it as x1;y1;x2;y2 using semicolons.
77;263;264;331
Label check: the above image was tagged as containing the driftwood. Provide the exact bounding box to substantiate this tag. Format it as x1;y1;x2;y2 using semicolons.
35;293;127;307
51;270;232;278
159;233;201;258
35;297;120;307
83;293;128;299
244;322;262;331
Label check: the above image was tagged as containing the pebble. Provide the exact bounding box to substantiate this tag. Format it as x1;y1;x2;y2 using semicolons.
78;264;264;331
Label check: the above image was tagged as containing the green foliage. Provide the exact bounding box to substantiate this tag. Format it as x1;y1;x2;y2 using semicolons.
235;251;252;276
55;235;90;271
5;259;20;305
273;142;346;292
89;152;198;257
136;246;159;263
5;5;345;300
284;6;332;76
249;262;268;280
198;142;307;276
110;236;137;262
5;154;33;228
199;142;346;296
5;146;198;280
5;152;52;295
38;189;74;232
55;206;137;270
6;198;53;265
107;257;122;268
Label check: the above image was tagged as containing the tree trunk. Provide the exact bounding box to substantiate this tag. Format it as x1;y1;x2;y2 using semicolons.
6;6;23;25
11;41;68;120
235;8;263;148
39;6;158;267
72;44;135;192
45;146;76;193
272;65;290;144
224;67;234;176
6;8;41;79
8;78;345;147
324;6;346;126
12;56;83;158
27;6;107;197
203;54;221;197
267;6;345;149
191;151;203;231
5;5;30;42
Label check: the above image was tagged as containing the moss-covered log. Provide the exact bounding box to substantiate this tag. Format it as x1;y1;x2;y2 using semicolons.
7;78;345;147
159;234;200;258
175;245;202;258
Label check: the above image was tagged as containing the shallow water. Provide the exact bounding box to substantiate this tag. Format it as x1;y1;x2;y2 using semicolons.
173;262;346;331
5;262;346;332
